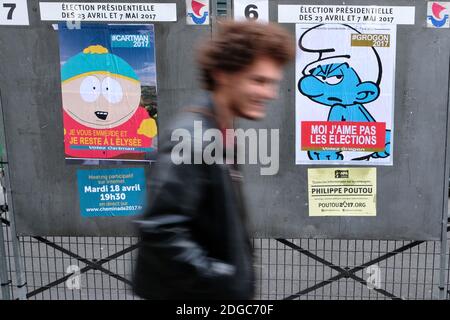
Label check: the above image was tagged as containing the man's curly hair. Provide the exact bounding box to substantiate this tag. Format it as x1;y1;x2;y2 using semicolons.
196;20;295;91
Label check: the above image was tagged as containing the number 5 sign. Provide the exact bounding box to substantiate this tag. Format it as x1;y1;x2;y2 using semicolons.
233;0;268;23
0;0;29;25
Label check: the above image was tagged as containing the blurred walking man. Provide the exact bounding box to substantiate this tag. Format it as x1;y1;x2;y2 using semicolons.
133;21;294;300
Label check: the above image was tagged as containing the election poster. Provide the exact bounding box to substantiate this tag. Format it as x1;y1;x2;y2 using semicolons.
59;23;158;163
77;168;147;217
295;23;396;165
308;167;377;217
186;0;209;25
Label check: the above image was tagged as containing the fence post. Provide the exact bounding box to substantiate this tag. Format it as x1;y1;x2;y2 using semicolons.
2;168;27;300
439;213;449;299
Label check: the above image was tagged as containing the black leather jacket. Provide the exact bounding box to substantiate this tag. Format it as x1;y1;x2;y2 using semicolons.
132;95;255;300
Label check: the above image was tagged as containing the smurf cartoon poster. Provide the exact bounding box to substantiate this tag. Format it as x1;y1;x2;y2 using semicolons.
296;24;395;165
58;23;158;162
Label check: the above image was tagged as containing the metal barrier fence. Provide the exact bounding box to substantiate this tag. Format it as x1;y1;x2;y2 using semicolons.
1;209;449;300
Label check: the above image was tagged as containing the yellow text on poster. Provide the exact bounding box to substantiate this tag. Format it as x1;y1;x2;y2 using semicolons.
308;168;376;217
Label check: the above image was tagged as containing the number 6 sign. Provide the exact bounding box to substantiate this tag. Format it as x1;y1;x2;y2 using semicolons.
0;0;29;25
233;0;268;23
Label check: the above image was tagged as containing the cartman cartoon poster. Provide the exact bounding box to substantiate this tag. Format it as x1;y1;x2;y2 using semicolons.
58;23;158;162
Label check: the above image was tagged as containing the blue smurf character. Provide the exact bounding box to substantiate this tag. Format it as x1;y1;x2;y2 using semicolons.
298;24;390;161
